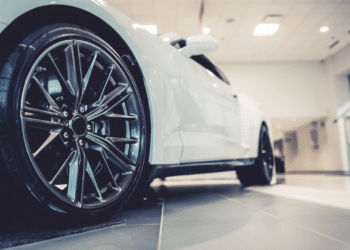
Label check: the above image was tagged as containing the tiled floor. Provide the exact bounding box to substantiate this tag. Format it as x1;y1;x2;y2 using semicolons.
3;172;350;250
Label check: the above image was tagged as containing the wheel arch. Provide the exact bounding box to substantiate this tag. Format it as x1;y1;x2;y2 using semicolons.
0;4;152;164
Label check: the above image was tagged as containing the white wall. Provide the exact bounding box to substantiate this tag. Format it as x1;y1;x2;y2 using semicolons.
323;43;350;173
331;43;350;76
283;121;342;172
218;62;329;118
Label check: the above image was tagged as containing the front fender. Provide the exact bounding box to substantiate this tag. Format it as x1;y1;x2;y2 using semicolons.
0;0;183;165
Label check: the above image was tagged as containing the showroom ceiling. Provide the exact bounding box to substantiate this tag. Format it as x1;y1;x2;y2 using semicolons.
106;0;350;63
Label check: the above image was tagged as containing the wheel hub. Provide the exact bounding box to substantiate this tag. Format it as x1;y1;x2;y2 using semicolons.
70;114;87;137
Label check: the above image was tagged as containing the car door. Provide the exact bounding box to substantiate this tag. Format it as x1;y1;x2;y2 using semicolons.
173;47;243;163
191;55;245;159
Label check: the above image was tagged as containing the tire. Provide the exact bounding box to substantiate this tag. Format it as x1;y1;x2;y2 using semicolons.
236;124;275;186
0;24;147;217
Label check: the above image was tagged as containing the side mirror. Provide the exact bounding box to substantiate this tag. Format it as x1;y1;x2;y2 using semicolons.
180;35;219;57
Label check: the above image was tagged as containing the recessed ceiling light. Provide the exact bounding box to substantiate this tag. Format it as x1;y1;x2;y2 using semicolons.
320;26;329;33
253;23;279;36
203;27;210;34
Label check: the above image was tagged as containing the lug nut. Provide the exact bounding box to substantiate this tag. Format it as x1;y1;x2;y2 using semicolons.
63;132;69;139
87;124;92;131
63;111;69;117
56;96;64;101
79;139;84;146
79;106;85;113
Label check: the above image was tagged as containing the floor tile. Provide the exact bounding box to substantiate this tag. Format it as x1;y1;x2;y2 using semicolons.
11;224;159;250
161;220;350;250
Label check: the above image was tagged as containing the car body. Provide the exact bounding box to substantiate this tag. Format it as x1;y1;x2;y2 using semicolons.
0;0;275;216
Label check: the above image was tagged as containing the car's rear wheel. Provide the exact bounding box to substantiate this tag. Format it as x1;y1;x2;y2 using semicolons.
0;24;147;217
236;125;275;186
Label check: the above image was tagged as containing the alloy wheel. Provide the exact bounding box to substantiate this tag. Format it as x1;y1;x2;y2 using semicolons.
20;39;143;209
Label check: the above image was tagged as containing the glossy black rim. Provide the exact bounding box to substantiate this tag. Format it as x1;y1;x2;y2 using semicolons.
261;128;274;179
20;39;142;209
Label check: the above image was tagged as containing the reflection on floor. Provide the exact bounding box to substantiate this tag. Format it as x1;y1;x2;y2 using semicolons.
249;174;350;210
4;172;350;250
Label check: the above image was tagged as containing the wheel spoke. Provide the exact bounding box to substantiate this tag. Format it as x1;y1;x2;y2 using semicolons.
262;149;273;155
101;92;132;117
86;86;131;121
76;144;87;206
88;144;121;190
83;51;99;94
67;142;86;206
47;53;76;96
86;85;128;113
105;113;137;120
261;139;269;150
67;149;79;201
64;42;83;111
101;149;120;191
86;132;135;171
262;133;271;149
85;157;103;201
96;66;114;103
33;129;62;158
107;137;137;144
50;151;75;185
264;156;274;165
103;147;133;173
23;117;64;130
262;148;273;165
23;106;63;118
32;76;61;112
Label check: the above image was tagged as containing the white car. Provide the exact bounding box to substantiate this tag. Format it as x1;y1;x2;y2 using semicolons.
0;0;275;217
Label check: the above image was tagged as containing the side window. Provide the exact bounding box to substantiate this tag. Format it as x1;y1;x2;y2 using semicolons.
171;39;230;85
191;55;230;85
173;43;181;50
214;65;230;85
171;39;186;49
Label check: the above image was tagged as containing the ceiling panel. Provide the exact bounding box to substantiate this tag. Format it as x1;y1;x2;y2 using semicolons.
288;3;317;15
104;0;350;63
221;3;248;17
203;3;225;17
154;3;177;19
109;0;129;5
267;2;294;15
310;3;338;16
130;3;153;17
245;3;271;15
129;0;153;4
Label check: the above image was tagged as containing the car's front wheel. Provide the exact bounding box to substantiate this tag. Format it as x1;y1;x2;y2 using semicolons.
0;24;147;217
